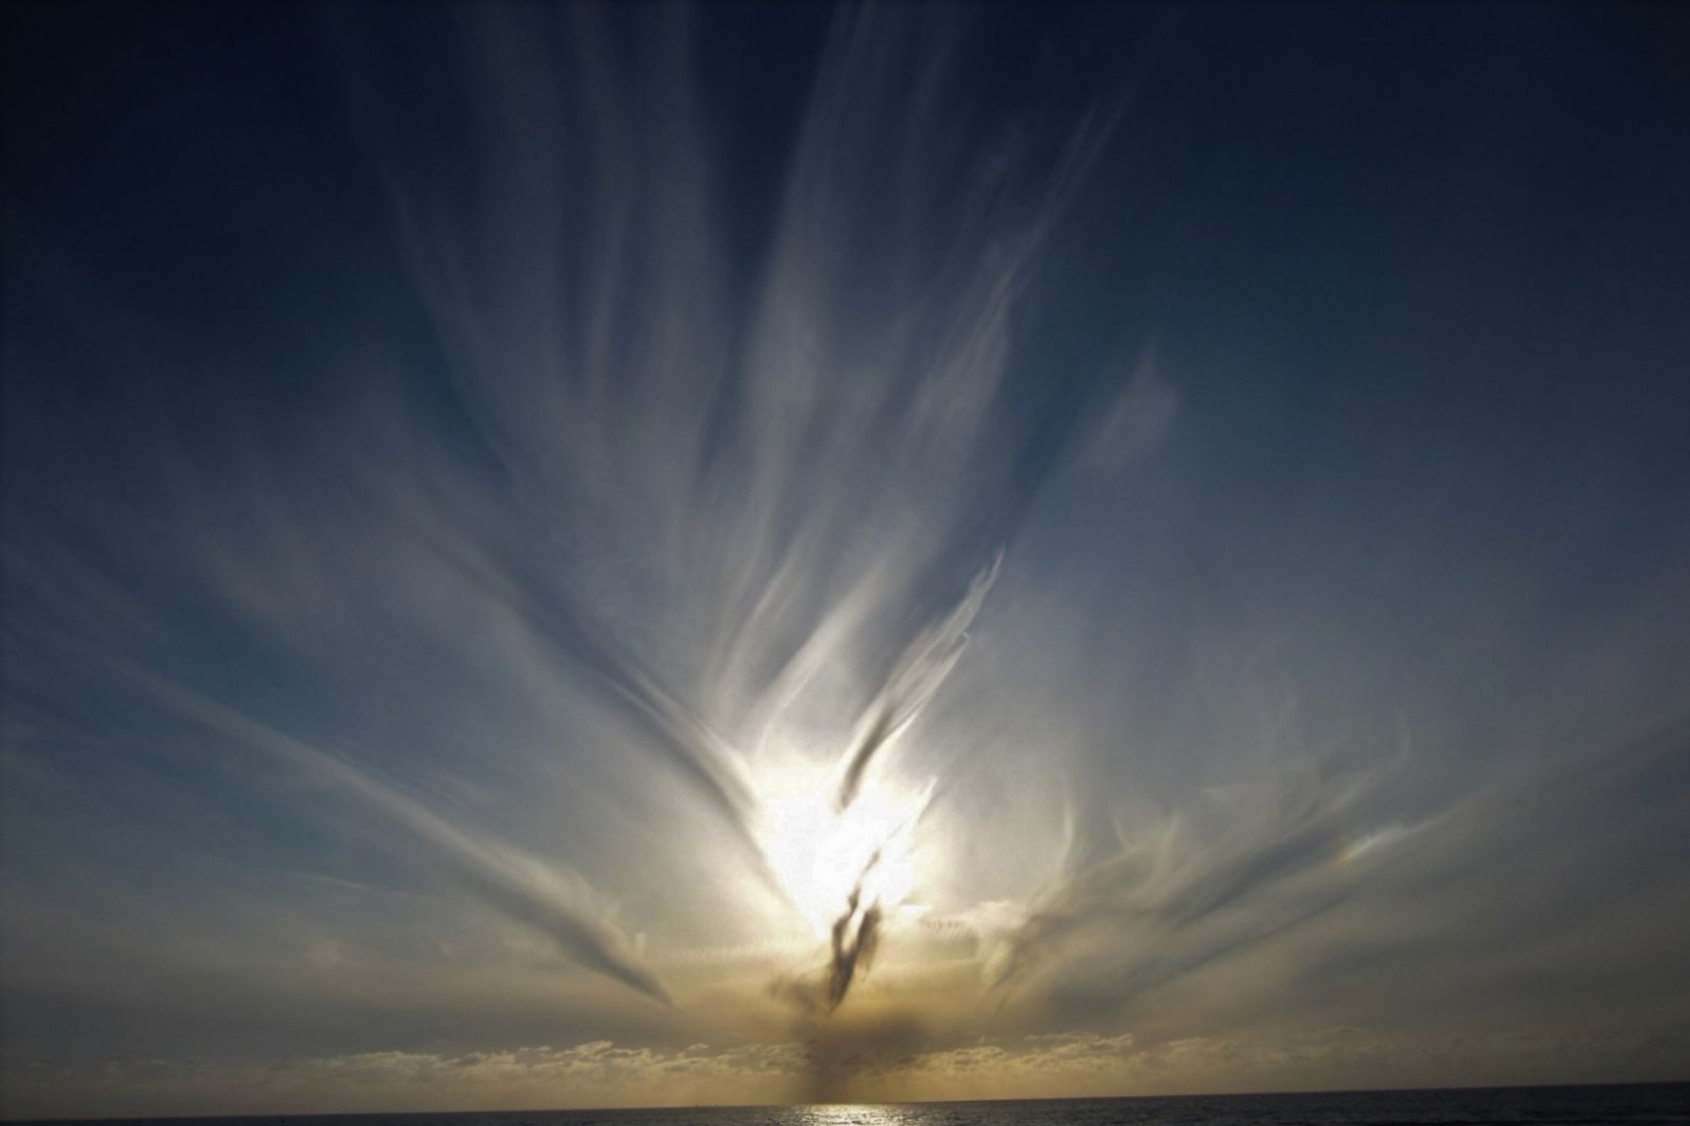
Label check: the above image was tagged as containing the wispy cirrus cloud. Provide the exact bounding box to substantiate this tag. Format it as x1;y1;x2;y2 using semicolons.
117;662;672;1007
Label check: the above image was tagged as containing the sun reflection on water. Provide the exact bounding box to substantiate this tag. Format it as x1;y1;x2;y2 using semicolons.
787;1105;921;1126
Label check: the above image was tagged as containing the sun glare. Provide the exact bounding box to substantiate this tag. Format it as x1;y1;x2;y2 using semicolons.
754;757;932;938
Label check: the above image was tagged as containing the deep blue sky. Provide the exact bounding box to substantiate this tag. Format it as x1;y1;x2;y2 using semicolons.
4;2;1689;1116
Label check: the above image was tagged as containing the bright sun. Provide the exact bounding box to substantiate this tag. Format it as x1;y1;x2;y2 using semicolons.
753;757;931;938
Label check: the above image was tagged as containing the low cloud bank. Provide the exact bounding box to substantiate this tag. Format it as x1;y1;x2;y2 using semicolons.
9;1026;1684;1119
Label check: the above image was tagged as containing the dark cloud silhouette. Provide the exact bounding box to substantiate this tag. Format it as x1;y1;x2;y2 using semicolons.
826;858;885;1012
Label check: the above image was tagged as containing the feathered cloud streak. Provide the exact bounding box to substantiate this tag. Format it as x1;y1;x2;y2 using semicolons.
5;3;1144;1011
117;662;672;1006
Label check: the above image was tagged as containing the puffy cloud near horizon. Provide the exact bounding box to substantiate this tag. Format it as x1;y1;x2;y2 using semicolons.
7;1025;1686;1119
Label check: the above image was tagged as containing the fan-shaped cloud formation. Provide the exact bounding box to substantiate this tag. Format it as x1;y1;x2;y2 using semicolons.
4;1;1689;1116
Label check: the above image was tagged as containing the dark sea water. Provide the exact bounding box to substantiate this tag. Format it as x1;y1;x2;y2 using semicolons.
52;1084;1690;1126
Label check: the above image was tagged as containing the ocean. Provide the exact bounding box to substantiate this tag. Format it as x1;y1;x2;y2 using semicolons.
40;1085;1690;1126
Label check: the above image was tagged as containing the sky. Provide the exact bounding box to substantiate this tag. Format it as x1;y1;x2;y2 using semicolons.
3;1;1689;1117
